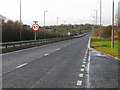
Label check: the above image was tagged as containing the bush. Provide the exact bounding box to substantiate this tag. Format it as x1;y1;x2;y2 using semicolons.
93;26;118;39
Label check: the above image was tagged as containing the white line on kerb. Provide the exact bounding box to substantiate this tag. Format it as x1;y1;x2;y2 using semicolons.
44;53;49;56
79;74;84;78
16;63;27;69
80;68;85;72
76;80;82;86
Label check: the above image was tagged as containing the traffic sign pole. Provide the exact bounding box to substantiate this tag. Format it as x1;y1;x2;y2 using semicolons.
32;23;40;41
35;31;36;41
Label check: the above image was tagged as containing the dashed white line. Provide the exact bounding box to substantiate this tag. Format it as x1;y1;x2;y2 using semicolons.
83;62;86;64
79;74;84;78
16;63;27;69
44;53;50;56
83;58;86;61
82;65;85;68
76;80;82;86
80;68;85;72
56;48;60;51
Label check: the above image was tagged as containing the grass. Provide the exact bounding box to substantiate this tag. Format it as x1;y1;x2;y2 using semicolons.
91;36;119;59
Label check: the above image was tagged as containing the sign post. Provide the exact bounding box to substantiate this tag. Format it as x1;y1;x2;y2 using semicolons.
32;22;40;41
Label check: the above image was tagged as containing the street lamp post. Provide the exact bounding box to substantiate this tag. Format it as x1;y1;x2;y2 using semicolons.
20;0;22;41
44;10;47;39
57;17;60;25
94;10;98;26
111;0;114;48
100;0;102;26
56;17;60;38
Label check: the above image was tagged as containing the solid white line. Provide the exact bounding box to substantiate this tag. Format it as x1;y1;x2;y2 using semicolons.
16;63;27;69
44;53;50;56
79;74;84;78
80;68;85;72
88;38;91;49
86;37;91;88
82;65;85;68
76;80;82;86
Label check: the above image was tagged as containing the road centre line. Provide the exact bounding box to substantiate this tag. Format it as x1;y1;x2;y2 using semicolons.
16;63;27;69
56;48;61;51
44;53;50;56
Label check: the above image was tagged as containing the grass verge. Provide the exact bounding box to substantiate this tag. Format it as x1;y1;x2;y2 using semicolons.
91;36;119;60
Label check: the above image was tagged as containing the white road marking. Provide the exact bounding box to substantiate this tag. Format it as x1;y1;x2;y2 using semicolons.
88;38;91;49
83;62;86;64
79;74;84;78
76;80;82;86
56;48;60;51
80;68;85;72
83;58;86;61
64;45;68;47
16;63;27;69
82;65;85;68
44;53;50;56
86;37;91;88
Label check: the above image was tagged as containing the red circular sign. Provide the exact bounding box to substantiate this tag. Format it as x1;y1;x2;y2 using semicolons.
32;24;40;31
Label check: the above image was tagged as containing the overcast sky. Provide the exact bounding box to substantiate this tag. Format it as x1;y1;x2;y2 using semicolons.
0;0;119;26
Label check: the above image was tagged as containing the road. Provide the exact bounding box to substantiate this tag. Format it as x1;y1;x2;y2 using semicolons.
2;34;119;88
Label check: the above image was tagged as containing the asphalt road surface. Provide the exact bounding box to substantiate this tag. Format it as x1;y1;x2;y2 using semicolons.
2;34;119;88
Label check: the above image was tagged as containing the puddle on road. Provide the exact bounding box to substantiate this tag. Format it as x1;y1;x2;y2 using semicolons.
90;50;106;57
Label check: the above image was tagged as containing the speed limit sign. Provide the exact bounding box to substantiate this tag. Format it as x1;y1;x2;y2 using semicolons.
32;24;40;31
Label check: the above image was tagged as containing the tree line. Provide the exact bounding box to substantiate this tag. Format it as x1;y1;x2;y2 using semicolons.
2;19;92;42
93;25;118;40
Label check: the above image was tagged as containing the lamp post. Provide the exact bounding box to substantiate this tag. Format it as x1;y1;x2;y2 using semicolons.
56;17;60;38
20;0;22;41
94;10;98;26
57;17;60;25
111;0;114;48
100;0;102;26
44;10;47;39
